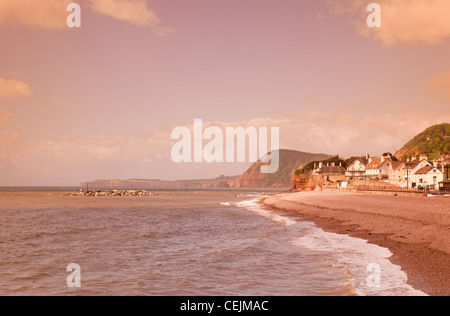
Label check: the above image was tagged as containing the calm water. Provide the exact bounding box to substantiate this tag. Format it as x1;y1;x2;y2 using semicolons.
0;190;426;296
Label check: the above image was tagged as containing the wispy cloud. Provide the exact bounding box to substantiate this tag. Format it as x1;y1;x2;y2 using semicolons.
0;77;32;99
0;0;173;35
0;0;71;30
2;109;450;185
90;0;173;35
328;0;450;46
90;0;154;26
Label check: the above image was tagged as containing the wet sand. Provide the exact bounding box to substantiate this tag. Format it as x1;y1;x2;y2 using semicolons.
263;191;450;296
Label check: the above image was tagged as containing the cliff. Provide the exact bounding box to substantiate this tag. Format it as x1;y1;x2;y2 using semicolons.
82;150;331;190
233;149;331;188
292;173;325;191
82;175;239;190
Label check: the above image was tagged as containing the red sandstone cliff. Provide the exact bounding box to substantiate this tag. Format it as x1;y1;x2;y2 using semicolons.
233;150;331;188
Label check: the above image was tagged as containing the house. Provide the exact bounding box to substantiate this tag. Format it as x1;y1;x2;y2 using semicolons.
346;155;370;179
439;181;450;192
441;152;450;181
318;165;346;175
312;162;346;176
365;156;393;180
413;166;444;190
404;157;432;188
441;152;450;165
389;161;406;186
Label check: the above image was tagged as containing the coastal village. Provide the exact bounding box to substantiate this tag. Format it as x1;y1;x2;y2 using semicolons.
80;124;450;193
305;152;450;192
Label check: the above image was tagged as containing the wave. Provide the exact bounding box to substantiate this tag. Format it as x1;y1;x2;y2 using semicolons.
292;225;428;296
235;198;297;226
234;196;427;296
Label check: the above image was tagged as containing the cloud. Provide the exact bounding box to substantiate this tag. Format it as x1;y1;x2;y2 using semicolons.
328;0;450;46
0;0;71;30
426;70;450;101
0;130;177;185
0;77;32;99
272;108;450;157
1;109;450;185
89;0;173;35
0;0;173;34
90;0;157;26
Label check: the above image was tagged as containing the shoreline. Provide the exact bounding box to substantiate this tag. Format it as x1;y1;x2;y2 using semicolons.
263;191;450;296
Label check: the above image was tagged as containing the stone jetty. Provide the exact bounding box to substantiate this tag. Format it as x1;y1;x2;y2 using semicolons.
66;189;157;197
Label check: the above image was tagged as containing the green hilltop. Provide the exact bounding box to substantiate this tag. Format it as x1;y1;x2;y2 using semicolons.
395;123;450;161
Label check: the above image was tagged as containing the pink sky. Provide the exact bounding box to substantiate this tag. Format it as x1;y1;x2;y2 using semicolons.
1;0;450;185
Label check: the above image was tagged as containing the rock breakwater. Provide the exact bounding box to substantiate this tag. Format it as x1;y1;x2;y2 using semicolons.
66;190;157;197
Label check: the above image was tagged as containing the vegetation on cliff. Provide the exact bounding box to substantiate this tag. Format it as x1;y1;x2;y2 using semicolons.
395;123;450;161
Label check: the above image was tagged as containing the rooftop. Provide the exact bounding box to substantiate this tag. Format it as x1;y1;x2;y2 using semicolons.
348;156;369;166
415;166;442;175
318;166;346;174
365;157;393;170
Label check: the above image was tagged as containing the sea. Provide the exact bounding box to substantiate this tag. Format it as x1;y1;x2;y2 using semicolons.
0;189;427;296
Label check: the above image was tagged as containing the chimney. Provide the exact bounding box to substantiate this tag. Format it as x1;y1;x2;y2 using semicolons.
339;162;342;167
420;155;428;161
411;156;417;161
368;157;372;163
433;160;438;167
319;162;323;169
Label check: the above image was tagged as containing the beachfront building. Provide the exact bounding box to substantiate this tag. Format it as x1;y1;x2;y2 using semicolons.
441;152;450;181
318;165;346;175
389;161;406;186
404;157;432;189
345;155;370;179
312;162;346;176
412;166;444;190
439;181;450;192
365;156;393;180
316;164;346;176
442;152;450;165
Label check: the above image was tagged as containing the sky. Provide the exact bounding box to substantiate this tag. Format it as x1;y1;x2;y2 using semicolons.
1;0;450;186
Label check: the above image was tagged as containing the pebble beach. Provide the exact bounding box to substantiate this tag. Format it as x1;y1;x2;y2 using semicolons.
263;191;450;296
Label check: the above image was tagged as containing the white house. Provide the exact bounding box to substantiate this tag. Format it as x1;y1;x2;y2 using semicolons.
404;158;432;188
389;161;406;186
412;166;444;190
346;155;370;179
365;156;393;179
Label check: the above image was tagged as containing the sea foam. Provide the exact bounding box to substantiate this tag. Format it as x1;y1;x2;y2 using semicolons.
235;198;297;226
236;196;427;296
